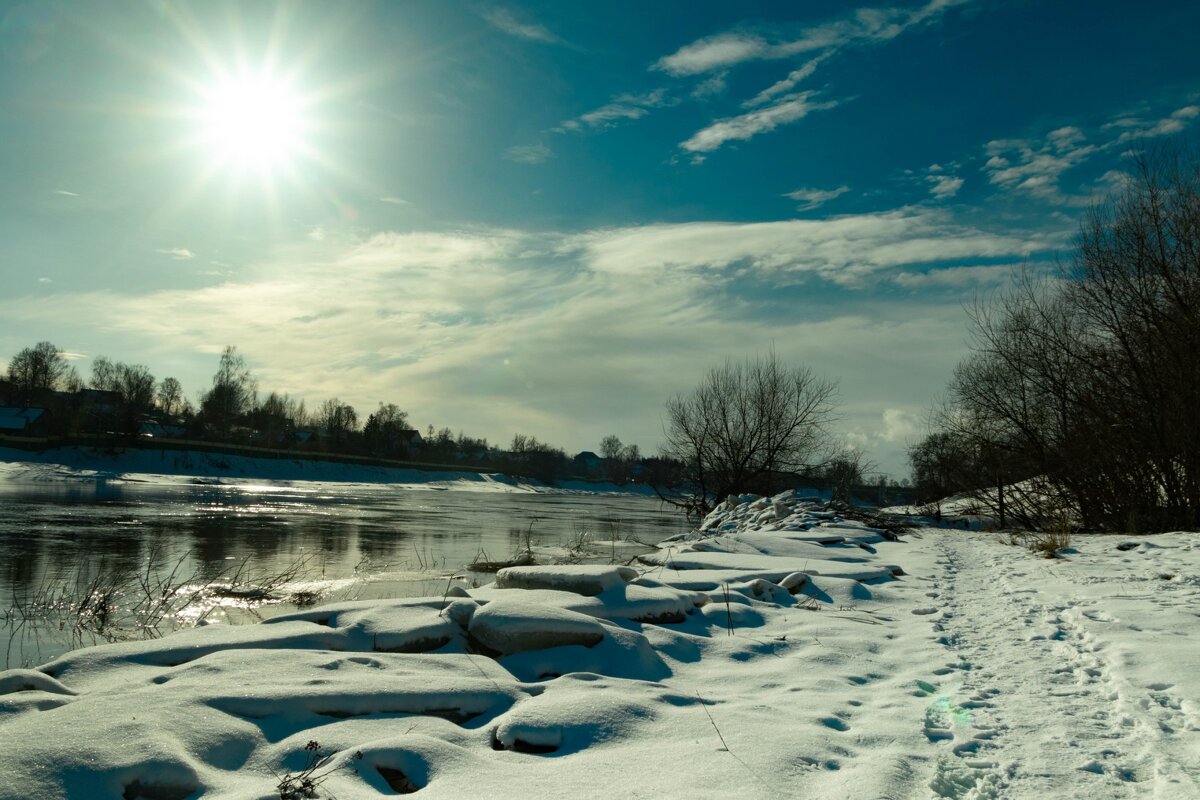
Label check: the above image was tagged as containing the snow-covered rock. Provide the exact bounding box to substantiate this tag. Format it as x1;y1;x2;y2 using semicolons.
468;599;606;655
494;564;638;595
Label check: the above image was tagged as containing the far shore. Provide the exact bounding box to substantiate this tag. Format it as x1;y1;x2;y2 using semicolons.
0;442;658;495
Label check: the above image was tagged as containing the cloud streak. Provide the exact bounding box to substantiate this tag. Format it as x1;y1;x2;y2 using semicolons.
681;91;840;154
654;0;969;75
480;7;561;44
156;247;195;260
783;185;850;211
555;91;669;133
503;143;552;163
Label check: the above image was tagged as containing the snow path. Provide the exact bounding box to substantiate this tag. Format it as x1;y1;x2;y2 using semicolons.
916;532;1200;799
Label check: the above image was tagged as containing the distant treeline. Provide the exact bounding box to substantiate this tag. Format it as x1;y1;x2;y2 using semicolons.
0;343;673;484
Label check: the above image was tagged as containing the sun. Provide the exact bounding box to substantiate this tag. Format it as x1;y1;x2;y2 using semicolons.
198;71;308;174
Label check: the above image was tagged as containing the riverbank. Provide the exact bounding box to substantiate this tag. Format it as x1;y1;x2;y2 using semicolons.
0;445;656;496
4;491;1193;798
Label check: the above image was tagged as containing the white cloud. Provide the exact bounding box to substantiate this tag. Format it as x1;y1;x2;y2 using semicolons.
880;408;921;442
156;247;195;260
890;263;1015;288
38;277;52;284
653;0;969;75
691;72;728;99
783;185;850;210
681;91;840;153
1114;105;1200;142
983;130;1097;203
745;53;830;107
53;189;79;197
480;7;561;44
503;143;552;164
655;32;771;77
926;173;964;199
379;196;411;205
556;90;668;133
565;209;1047;286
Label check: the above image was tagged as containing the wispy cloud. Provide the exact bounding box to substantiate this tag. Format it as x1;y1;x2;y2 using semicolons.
680;91;840;154
691;72;728;99
745;53;830;107
783;185;850;211
53;189;79;197
555;90;669;133
156;247;195;260
503;143;552;164
480;6;561;44
981;102;1200;205
1111;105;1200;143
891;263;1015;288
925;168;964;200
983;126;1097;203
379;196;411;206
567;209;1048;286
653;0;969;75
38;277;52;284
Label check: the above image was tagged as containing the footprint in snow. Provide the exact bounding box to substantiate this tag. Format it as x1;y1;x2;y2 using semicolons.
911;607;939;615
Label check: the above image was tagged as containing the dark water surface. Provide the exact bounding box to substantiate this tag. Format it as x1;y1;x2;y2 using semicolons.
0;480;686;667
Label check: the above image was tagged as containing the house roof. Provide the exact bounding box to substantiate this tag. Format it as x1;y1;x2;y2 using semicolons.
0;407;45;431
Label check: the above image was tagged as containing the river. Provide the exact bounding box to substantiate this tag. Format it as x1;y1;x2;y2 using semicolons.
0;480;686;668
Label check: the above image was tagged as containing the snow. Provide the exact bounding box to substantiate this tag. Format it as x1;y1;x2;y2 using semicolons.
1;490;1197;799
493;564;639;596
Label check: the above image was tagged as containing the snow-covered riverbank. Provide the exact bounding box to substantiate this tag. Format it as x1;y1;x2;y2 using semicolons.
0;446;653;495
0;492;1196;799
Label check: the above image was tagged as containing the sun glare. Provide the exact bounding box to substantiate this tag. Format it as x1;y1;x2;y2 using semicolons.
199;73;307;173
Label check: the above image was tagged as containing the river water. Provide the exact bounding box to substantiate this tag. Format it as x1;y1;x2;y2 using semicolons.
0;480;686;668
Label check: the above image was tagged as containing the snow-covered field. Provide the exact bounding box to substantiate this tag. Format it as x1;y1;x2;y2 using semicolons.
0;492;1196;799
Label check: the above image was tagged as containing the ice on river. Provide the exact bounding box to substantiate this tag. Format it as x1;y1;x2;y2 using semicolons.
1;491;1197;799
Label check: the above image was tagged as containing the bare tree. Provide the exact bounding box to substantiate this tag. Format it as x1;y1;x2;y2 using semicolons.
157;377;183;416
661;351;838;518
823;447;875;505
200;346;256;436
114;363;155;434
599;435;641;483
363;402;412;456
6;341;71;398
90;356;117;392
936;142;1200;531
318;398;358;450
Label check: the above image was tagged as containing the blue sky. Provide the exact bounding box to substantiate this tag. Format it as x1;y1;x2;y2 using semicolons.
1;0;1198;476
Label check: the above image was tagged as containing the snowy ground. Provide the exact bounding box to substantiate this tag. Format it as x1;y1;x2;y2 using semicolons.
0;446;654;495
0;492;1196;799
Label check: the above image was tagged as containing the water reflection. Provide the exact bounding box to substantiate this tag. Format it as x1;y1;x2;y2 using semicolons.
0;481;685;666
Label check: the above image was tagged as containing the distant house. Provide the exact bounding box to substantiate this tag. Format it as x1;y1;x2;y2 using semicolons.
294;430;320;450
0;406;47;435
573;451;602;475
77;389;123;433
388;428;424;455
138;422;186;439
79;389;122;411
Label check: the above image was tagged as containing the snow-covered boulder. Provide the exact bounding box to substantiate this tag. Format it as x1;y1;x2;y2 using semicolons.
468;599;605;655
494;564;638;596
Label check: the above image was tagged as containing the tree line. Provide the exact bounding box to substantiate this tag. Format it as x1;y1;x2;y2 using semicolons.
1;343;664;484
909;144;1200;532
